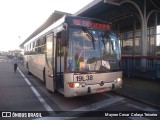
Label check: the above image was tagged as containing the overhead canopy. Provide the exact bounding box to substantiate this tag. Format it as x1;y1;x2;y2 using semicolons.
20;0;160;48
74;0;160;31
20;10;71;48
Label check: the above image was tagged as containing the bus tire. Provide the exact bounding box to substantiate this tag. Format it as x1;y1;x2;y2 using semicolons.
43;68;46;84
26;63;31;75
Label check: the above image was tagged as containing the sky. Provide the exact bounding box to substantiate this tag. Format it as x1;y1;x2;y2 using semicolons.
0;0;93;51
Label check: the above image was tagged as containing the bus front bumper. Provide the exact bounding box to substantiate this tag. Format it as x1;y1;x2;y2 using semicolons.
64;78;122;97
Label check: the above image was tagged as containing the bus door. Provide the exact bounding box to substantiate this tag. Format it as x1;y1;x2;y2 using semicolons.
56;32;65;93
45;33;55;92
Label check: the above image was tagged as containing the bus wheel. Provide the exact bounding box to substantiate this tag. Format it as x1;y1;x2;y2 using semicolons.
43;69;46;85
26;64;31;75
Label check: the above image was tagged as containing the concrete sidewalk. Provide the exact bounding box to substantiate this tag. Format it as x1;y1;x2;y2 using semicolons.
114;77;160;109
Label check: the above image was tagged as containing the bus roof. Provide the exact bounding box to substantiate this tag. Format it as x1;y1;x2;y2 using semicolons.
20;10;71;48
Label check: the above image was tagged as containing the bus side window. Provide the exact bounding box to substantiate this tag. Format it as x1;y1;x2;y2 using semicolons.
37;39;40;47
42;37;46;45
57;38;64;56
42;37;46;53
57;31;66;56
34;41;37;48
38;47;42;54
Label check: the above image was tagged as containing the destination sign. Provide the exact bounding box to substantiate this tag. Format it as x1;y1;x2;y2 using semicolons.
72;19;110;30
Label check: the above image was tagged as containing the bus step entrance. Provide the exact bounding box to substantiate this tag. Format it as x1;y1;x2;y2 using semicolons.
57;88;64;94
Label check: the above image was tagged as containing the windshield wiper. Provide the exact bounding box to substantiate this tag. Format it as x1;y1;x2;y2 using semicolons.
100;32;109;50
100;31;115;50
82;27;95;50
102;39;106;50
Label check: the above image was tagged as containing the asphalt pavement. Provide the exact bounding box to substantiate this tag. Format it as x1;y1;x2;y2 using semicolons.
0;61;46;111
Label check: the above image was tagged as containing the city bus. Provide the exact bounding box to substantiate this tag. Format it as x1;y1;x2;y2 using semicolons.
24;15;122;97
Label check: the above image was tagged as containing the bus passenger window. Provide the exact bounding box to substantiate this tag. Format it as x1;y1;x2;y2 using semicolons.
42;37;46;45
38;47;42;54
33;42;35;48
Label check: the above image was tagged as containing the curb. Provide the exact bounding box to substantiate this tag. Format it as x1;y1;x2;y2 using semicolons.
113;91;160;110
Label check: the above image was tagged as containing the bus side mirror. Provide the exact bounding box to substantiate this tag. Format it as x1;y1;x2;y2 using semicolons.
61;31;67;46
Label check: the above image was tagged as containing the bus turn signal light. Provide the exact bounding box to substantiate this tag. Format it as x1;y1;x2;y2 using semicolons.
68;82;74;88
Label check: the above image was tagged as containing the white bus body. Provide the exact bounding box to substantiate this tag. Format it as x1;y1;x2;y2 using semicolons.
24;15;122;97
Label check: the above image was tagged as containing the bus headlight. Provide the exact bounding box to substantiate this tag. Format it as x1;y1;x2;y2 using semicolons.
114;78;122;83
74;83;80;88
117;78;121;82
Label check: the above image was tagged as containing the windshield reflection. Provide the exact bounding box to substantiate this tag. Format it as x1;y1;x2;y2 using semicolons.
67;28;120;72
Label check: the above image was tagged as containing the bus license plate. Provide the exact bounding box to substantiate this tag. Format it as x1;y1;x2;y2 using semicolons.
75;75;93;82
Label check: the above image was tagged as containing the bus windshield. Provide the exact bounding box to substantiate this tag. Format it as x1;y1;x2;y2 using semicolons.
67;28;121;72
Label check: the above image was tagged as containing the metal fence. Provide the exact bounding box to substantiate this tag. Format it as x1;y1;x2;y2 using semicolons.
122;56;160;79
